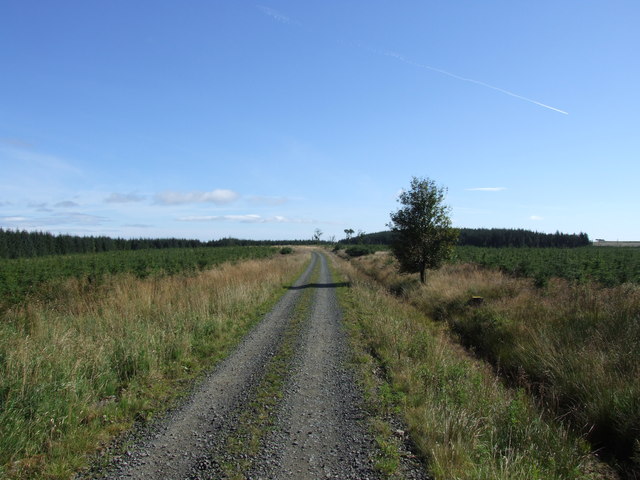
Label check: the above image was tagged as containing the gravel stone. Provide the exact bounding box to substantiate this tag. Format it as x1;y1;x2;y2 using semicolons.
249;253;378;479
80;251;429;480
82;255;319;479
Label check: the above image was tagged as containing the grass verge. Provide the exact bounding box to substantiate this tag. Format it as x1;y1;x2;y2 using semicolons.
332;253;614;480
326;257;407;479
352;251;640;475
0;252;308;479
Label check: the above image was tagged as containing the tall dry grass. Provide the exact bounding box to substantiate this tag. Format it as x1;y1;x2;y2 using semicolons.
348;252;640;474
332;254;610;479
0;252;307;479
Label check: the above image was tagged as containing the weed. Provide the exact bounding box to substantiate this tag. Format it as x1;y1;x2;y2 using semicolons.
333;253;609;479
0;252;307;479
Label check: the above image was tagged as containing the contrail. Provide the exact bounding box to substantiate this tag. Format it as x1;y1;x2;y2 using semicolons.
257;5;300;26
257;5;568;115
382;51;568;115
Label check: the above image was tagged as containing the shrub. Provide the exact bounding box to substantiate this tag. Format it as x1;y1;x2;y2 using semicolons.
345;246;372;257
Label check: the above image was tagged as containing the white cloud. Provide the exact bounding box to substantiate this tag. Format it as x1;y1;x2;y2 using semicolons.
1;213;107;227
154;189;240;205
177;214;311;224
105;192;145;203
226;214;262;223
28;202;52;212
466;187;507;192
530;215;544;221
54;200;80;208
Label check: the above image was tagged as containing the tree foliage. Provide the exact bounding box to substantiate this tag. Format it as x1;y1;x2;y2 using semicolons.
0;228;324;259
338;228;590;248
458;228;590;248
388;177;459;283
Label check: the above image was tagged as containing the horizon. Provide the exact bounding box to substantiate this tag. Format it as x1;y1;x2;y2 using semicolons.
2;2;639;241
0;225;600;244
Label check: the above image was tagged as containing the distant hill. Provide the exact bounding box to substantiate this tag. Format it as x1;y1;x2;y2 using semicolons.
339;228;591;248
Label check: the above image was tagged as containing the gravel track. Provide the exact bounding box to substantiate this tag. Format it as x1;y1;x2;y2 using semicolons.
85;251;426;480
249;253;378;479
91;254;319;480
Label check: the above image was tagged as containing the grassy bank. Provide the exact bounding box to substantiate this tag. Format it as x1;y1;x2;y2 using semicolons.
349;251;639;475
0;251;308;479
0;246;276;310
332;253;614;479
454;245;640;286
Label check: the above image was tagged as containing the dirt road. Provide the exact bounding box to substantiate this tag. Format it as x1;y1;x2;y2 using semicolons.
87;251;423;480
249;252;377;479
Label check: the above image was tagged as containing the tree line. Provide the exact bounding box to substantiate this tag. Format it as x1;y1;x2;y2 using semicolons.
0;225;591;260
458;228;590;248
340;228;590;248
0;228;319;259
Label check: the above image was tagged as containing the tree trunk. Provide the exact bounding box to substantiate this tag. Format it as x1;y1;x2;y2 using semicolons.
420;267;426;284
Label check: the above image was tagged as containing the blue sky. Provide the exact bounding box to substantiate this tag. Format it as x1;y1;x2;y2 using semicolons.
1;1;639;241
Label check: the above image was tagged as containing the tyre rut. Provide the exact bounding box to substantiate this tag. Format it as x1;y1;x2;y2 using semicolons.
90;253;319;480
86;251;414;480
249;252;379;479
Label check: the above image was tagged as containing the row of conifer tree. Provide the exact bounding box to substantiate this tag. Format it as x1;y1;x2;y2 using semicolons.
0;227;591;260
0;228;316;259
340;228;591;249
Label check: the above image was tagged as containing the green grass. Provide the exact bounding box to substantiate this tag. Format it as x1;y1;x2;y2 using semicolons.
430;268;640;473
453;245;640;286
333;254;611;480
0;246;276;310
351;251;638;476
0;251;307;479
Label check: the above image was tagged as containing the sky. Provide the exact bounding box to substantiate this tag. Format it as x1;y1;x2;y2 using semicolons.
1;1;639;241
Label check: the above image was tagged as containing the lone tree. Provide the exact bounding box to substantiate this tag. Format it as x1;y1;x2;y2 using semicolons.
388;177;459;284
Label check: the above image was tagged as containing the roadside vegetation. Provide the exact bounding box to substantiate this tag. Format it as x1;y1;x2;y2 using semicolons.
0;245;276;310
0;227;324;259
332;253;612;479
337;228;590;249
347;251;639;476
454;245;640;286
0;249;308;479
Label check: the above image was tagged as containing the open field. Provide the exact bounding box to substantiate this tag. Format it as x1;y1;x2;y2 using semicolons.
348;250;639;476
454;245;640;286
0;249;306;479
332;252;612;479
0;246;276;310
1;246;629;479
593;241;640;247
